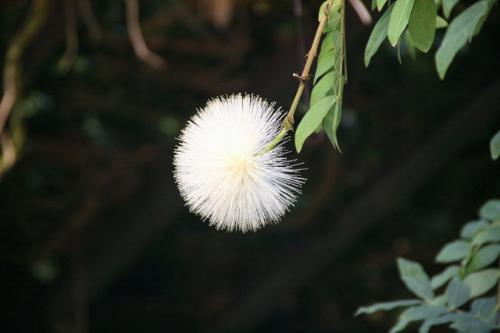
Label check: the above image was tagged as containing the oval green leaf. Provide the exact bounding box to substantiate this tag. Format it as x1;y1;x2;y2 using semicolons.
388;0;416;46
408;0;436;52
463;269;500;297
490;130;500;160
295;96;336;153
435;0;490;79
365;6;393;66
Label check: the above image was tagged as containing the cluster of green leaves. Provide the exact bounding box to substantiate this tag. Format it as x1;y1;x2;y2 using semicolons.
357;133;500;332
365;0;497;78
295;0;346;153
356;200;500;332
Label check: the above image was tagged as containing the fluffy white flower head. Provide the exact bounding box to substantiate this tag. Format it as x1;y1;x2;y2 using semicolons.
173;94;304;232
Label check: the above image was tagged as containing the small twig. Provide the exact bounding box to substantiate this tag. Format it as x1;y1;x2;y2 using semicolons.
77;0;102;42
58;0;79;74
348;0;372;25
262;0;335;153
285;0;335;127
125;0;167;70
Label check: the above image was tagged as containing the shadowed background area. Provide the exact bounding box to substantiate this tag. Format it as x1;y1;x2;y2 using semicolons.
0;0;499;332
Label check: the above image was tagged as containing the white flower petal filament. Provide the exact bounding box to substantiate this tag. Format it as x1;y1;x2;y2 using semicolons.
173;94;305;232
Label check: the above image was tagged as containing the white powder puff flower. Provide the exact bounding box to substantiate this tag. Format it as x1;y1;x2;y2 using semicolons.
173;94;304;232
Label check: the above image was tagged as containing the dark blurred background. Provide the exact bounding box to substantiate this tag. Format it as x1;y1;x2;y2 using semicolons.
0;0;499;332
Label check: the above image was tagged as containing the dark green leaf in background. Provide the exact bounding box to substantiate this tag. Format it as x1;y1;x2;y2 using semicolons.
435;240;471;263
445;277;471;308
355;299;421;316
470;297;497;324
463;269;500;297
490;130;500;160
397;258;434;300
467;244;500;272
461;219;489;239
479;200;500;220
473;226;500;245
389;305;449;333
431;265;459;289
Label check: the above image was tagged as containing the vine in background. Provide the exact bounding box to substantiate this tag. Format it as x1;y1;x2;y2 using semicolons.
0;0;166;179
0;0;50;177
356;132;500;333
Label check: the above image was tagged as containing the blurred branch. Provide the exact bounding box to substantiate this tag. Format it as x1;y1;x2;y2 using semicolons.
348;0;372;25
125;0;167;70
0;133;16;175
58;0;79;74
77;0;102;42
210;81;500;332
0;0;50;176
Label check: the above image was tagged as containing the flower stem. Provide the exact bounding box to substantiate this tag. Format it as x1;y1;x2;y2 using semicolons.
263;0;335;153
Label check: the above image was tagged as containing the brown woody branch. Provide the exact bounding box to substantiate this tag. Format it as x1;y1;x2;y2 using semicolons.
125;0;167;70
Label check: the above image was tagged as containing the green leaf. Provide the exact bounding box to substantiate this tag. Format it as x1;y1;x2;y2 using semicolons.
315;32;341;83
419;313;459;333
390;305;449;333
323;101;342;149
461;219;489;239
490;130;500;160
431;265;459;289
463;269;500;297
365;6;393;66
442;0;460;18
467;244;500;272
408;0;437;52
355;299;421;316
473;0;496;36
480;200;500;220
450;313;496;332
435;240;471;263
405;31;417;59
310;72;335;107
397;258;434;300
435;0;491;79
435;16;448;29
324;10;342;33
470;297;497;324
428;295;446;306
421;312;493;333
318;1;330;21
295;96;335;152
473;226;500;246
445;277;471;308
315;51;335;84
377;0;389;11
388;0;416;46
